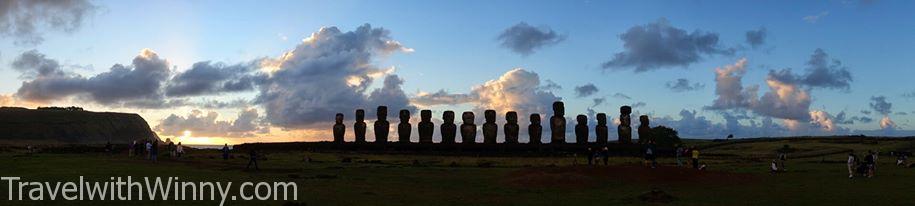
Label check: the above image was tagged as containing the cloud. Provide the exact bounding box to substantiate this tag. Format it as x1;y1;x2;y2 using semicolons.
706;58;757;110
769;49;852;91
745;27;768;48
0;0;98;45
412;68;561;116
869;96;892;115
13;49;172;107
612;93;631;99
803;11;830;23
665;78;705;92
902;91;915;99
630;102;647;108
895;112;908;116
255;24;414;129
707;58;812;121
601;18;734;72
880;116;897;130
155;108;268;138
573;83;599;98
165;61;263;97
497;22;566;56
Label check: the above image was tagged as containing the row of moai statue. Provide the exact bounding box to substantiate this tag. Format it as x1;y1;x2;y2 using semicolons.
333;101;654;144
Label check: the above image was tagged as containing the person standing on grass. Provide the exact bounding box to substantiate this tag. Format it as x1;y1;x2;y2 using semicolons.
176;142;184;159
675;144;684;167
145;140;152;160
847;151;858;179
864;150;875;178
246;149;259;170
601;147;609;165
586;147;594;165
151;140;159;162
771;159;779;174
691;146;700;169
222;144;230;160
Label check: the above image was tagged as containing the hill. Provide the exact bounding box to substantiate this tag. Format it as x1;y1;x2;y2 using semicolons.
0;107;159;144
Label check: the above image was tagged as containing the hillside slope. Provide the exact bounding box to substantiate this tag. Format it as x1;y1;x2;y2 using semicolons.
0;107;159;144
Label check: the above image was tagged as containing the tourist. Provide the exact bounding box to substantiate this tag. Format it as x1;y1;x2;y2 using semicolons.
691;146;700;169
105;141;112;154
586;147;594;165
675;144;684;167
771;159;779;174
865;150;875;178
847;151;858;179
176;142;184;159
166;138;175;158
222;144;230;160
897;152;908;166
246;149;259;170
645;141;657;168
145;140;152;160
777;145;789;171
151;140;159;162
601;147;609;165
129;140;136;157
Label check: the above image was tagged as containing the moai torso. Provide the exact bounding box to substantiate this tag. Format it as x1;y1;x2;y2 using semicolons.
528;114;542;144
550;101;566;144
504;111;519;144
418;110;434;143
575;115;588;144
374;106;389;143
482;110;497;144
333;113;345;143
638;115;651;144
595;113;608;144
398;110;412;143
354;109;367;143
460;112;476;144
617;106;632;144
441;111;457;144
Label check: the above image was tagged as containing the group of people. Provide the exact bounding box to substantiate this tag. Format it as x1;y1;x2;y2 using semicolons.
585;147;610;165
129;138;184;161
847;150;879;179
675;145;703;170
580;144;705;170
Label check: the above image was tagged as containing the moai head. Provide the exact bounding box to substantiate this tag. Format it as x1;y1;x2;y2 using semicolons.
553;101;565;116
377;106;388;120
335;113;344;124
530;113;541;124
421;110;432;122
443;111;455;124
462;112;474;124
506;111;518;124
597;113;607;125
620;106;632;115
576;115;587;124
484;110;496;123
399;110;411;122
639;115;650;126
355;109;365;122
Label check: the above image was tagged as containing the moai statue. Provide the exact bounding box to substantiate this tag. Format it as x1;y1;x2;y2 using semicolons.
482;110;498;144
617;106;632;144
504;111;520;144
333;113;345;143
595;113;608;144
575;115;588;144
638;115;652;144
398;110;412;143
441;111;457;144
550;101;567;144
528;114;542;144
418;110;434;143
374;106;389;143
460;112;476;144
354;109;367;143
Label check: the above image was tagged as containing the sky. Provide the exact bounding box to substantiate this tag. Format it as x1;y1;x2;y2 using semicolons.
2;0;915;145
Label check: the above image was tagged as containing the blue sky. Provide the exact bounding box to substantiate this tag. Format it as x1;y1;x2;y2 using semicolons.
2;0;914;144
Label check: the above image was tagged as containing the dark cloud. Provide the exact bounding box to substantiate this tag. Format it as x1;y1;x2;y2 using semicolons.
861;110;872;115
165;61;263;97
853;116;874;124
902;91;915;99
155;108;268;138
631;102;647;108
411;90;474;106
745;27;767;48
0;0;98;45
612;93;631;100
573;83;599;98
895;112;908;116
869;96;892;115
13;49;172;107
256;24;415;129
497;22;566;56
601;18;734;72
665;78;705;92
768;49;852;91
11;50;66;78
198;99;251;109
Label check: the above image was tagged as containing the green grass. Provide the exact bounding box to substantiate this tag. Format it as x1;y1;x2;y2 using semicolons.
2;138;914;205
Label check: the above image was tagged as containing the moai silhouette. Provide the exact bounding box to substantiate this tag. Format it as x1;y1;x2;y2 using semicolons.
418;110;434;143
638;115;652;144
618;106;632;144
483;110;498;144
575;115;588;144
504;111;520;144
441;111;457;144
354;109;367;143
398;110;412;143
460;112;476;144
550;101;567;144
528;114;542;144
374;106;389;143
333;113;345;143
595;113;608;144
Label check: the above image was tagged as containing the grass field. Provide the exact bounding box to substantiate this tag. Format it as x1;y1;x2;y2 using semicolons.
2;138;914;205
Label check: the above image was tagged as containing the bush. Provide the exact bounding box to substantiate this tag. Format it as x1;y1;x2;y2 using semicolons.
651;125;682;147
